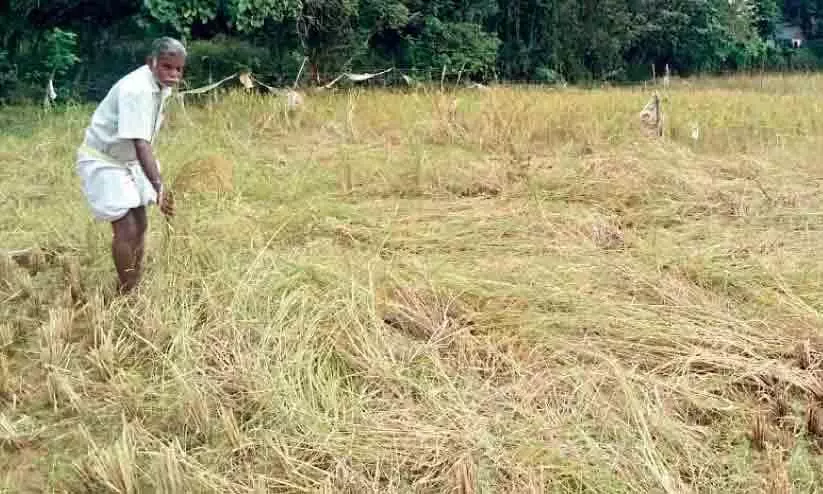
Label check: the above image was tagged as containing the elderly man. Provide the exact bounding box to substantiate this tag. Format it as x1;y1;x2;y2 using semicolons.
76;37;186;294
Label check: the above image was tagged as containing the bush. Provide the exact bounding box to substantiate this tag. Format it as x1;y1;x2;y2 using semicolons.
183;37;274;89
410;18;501;77
63;35;304;101
0;50;16;104
73;38;152;100
786;47;822;71
534;66;565;85
804;39;823;61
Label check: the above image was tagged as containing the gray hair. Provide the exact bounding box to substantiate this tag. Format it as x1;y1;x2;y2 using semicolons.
150;37;187;59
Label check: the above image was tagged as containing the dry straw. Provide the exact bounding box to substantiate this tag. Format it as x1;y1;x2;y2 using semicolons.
4;72;823;492
171;155;235;195
639;91;664;137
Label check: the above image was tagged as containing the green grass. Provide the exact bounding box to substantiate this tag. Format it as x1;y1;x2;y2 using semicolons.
2;74;823;492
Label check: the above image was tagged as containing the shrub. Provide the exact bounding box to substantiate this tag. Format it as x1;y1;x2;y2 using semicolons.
0;50;16;104
183;37;274;89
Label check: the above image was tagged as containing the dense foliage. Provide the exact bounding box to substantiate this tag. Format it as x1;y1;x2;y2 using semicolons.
1;0;820;102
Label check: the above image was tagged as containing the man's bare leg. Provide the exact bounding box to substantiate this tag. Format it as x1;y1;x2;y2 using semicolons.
111;207;148;294
132;206;148;282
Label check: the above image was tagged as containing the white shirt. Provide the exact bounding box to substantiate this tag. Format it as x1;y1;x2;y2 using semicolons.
82;64;172;163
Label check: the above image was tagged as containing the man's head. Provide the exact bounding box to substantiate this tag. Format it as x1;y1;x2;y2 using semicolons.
147;37;186;88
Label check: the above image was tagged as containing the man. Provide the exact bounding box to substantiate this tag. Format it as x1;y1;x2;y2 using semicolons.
76;37;186;294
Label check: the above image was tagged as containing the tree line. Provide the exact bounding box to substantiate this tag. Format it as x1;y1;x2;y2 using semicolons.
1;0;822;102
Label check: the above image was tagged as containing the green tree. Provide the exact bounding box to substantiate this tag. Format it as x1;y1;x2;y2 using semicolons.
410;16;500;75
143;0;300;36
754;0;781;37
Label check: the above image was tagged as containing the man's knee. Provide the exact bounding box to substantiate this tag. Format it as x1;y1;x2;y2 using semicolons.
133;207;148;237
113;224;140;244
112;213;143;244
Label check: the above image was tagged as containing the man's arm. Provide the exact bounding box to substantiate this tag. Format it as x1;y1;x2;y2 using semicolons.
116;88;173;215
133;139;162;193
117;88;162;192
134;138;174;217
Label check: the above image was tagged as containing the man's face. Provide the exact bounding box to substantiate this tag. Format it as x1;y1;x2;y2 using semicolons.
150;53;186;88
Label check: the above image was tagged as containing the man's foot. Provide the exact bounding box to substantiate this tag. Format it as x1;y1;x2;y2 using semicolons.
102;279;138;306
117;280;136;296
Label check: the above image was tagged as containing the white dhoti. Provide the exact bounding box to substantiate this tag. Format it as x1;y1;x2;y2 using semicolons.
76;145;159;222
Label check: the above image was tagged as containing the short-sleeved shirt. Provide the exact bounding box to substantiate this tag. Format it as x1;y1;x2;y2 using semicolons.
82;64;172;163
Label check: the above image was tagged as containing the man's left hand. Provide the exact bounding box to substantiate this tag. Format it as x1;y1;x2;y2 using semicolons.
157;186;175;217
